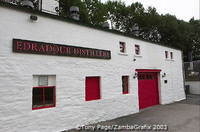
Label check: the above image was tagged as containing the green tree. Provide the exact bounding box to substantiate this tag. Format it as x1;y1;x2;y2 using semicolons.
58;0;199;61
84;0;108;26
136;7;161;42
157;14;179;47
188;18;200;60
106;0;128;31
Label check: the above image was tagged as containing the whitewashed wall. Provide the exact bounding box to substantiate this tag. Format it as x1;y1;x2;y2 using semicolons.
185;81;200;94
0;7;186;132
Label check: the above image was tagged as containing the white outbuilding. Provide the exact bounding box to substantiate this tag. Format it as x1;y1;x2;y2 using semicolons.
0;1;186;132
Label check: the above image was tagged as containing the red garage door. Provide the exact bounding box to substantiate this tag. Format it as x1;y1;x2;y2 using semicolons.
137;70;160;109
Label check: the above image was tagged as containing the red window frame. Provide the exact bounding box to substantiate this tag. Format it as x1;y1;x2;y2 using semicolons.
170;52;173;59
136;69;161;72
32;86;56;110
119;42;126;53
135;45;140;55
165;51;168;59
122;76;129;94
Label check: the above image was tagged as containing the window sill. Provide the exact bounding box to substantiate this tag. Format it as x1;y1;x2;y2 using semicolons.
118;52;128;56
33;86;55;88
134;55;142;58
165;59;174;61
32;104;55;110
85;98;101;101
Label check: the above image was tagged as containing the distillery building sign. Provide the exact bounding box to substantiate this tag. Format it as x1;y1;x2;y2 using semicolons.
13;39;111;59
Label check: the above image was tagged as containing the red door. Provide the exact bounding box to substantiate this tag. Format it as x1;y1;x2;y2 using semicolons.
85;77;100;101
138;71;159;109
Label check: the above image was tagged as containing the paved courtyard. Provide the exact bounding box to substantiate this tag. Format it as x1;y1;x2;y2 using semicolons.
66;94;200;132
179;94;200;105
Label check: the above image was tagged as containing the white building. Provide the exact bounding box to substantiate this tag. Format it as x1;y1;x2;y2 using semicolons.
0;1;186;132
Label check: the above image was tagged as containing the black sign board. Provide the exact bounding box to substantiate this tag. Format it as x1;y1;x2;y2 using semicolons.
13;39;111;59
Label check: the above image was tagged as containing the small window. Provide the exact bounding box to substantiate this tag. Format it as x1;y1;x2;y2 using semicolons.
85;77;101;101
170;52;173;59
119;42;126;53
135;45;140;55
32;75;56;110
165;51;168;59
32;86;56;110
122;76;129;94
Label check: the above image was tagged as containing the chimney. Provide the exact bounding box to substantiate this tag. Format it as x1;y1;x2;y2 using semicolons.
70;6;80;21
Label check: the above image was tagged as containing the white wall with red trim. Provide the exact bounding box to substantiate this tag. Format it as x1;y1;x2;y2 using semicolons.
0;6;186;132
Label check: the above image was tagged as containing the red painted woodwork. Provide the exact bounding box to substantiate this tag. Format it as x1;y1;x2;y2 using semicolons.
122;76;129;94
119;42;126;53
138;72;160;109
32;105;55;110
32;86;56;110
165;51;168;59
170;52;173;59
135;45;140;55
85;77;100;101
136;69;161;72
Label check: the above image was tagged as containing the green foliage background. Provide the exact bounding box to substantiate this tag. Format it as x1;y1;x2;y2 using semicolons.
59;0;200;61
